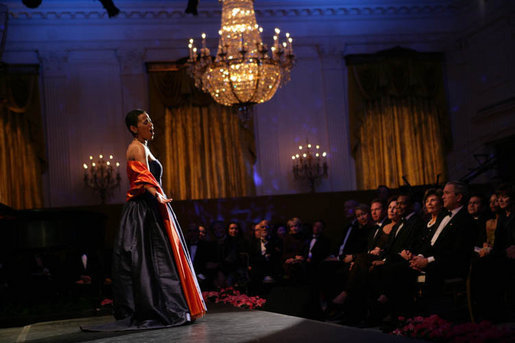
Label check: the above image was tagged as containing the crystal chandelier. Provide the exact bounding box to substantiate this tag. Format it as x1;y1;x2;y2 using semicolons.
292;143;328;193
187;0;295;108
83;154;121;204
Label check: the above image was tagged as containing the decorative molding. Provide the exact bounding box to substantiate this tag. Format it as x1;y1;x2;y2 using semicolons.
8;3;464;21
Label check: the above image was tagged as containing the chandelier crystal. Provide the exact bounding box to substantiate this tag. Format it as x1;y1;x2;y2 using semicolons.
187;0;295;107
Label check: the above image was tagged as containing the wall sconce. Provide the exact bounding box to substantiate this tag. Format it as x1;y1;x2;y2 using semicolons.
83;154;121;204
292;143;328;193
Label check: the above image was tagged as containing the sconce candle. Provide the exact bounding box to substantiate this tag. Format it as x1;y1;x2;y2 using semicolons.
83;153;121;204
291;142;328;193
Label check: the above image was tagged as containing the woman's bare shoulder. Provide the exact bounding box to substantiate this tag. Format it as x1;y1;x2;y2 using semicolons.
126;141;147;161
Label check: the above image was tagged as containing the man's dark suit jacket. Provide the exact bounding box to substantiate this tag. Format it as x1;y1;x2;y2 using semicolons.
385;213;424;263
305;234;331;265
336;222;370;257
417;206;476;280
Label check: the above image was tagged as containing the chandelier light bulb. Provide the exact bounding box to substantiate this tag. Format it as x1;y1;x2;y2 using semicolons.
291;156;295;160
92;162;96;167
303;153;307;158
299;145;302;150
99;154;103;159
307;144;312;148
316;145;320;149
83;163;88;169
275;27;280;34
316;153;319;157
116;162;120;167
109;155;113;159
322;152;327;157
107;161;111;166
89;156;93;160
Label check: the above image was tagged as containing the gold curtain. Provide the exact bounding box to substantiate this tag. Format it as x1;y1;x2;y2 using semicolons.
346;48;450;190
148;64;256;200
0;65;45;209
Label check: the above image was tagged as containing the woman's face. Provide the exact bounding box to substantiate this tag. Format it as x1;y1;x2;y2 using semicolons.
228;223;239;237
132;112;154;141
355;209;370;226
288;222;301;235
489;194;499;213
425;194;442;215
387;200;398;220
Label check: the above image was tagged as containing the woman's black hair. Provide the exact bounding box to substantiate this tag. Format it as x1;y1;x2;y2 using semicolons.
125;109;146;136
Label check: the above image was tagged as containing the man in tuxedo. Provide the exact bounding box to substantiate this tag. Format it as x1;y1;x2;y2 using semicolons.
388;193;425;259
410;181;475;296
368;199;388;252
305;220;331;267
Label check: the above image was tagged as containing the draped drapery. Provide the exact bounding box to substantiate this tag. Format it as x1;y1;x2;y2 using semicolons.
346;48;450;190
148;64;256;200
0;64;45;209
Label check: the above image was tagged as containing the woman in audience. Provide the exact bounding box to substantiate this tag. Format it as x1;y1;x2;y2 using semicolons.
475;193;500;257
282;217;308;282
220;222;249;287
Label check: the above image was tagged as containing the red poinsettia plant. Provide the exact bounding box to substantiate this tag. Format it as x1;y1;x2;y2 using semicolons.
391;314;515;343
202;287;266;310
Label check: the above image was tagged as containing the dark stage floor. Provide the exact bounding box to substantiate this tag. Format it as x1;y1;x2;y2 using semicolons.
0;303;423;343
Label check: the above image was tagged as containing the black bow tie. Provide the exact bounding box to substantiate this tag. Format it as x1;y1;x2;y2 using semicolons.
446;210;452;217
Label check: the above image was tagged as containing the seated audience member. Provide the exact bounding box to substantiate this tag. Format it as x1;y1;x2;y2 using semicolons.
472;184;515;321
318;203;370;316
248;220;282;291
409;182;475;296
475;193;501;257
274;224;287;240
305;220;331;267
368;197;398;261
282;217;308;282
468;193;487;244
368;199;389;251
327;204;375;323
186;224;218;290
220;221;249;287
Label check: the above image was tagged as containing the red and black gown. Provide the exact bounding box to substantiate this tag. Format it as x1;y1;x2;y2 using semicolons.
84;159;206;331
